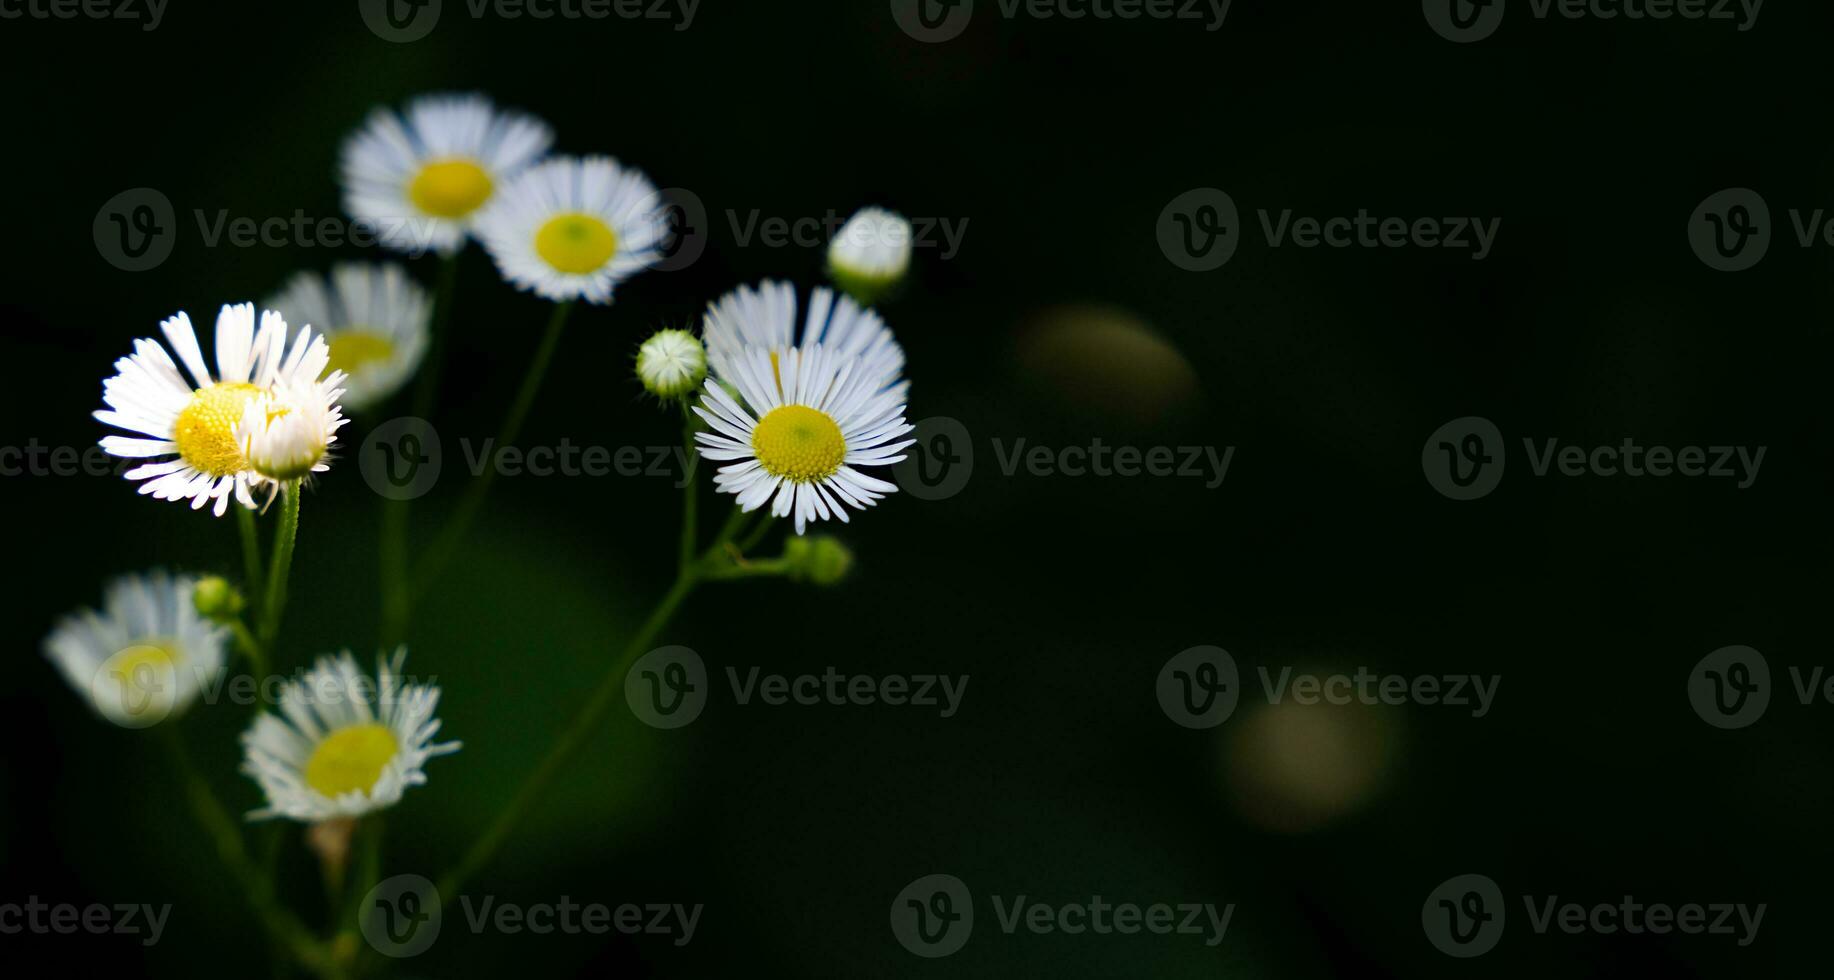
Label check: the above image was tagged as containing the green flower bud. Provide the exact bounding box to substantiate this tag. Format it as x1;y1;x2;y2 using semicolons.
193;575;244;622
636;329;707;400
784;535;854;586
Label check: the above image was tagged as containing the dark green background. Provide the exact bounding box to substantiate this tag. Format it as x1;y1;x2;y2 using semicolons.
2;1;1829;976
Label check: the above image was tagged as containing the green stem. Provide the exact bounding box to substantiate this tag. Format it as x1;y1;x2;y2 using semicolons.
436;571;696;905
433;502;761;904
411;251;463;420
379;251;462;651
734;514;778;555
230;618;267;682
258;483;302;658
678;409;699;573
412;301;575;604
161;727;343;980
237;504;264;599
703;556;792;581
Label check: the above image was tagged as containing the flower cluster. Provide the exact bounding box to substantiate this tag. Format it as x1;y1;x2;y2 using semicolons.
44;90;922;972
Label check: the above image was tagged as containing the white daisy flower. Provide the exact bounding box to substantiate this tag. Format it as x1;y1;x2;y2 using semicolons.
95;303;333;516
241;650;459;823
636;328;706;399
473;155;670;304
43;571;227;728
237;373;348;484
265;263;431;412
702;280;907;401
340;92;553;256
827;207;912;298
693;344;915;534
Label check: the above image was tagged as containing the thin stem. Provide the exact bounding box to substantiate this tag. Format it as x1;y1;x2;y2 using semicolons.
236;504;264;599
678;408;699;573
230;618;267;682
437;571;696;905
734;514;778;556
258;483;303;658
703;556;792;581
411;251;463;420
161;727;343;980
433;503;756;903
412;301;575;603
379;251;462;650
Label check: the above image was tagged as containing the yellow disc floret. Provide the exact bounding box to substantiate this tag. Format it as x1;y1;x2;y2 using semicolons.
751;405;846;483
325;331;396;376
173;382;263;477
535;213;618;274
408;158;494;218
304;723;399;798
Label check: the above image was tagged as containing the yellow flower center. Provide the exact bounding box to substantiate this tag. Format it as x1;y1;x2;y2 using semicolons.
95;640;183;724
751;405;846;483
173;382;263;477
534;212;618;274
326;330;396;376
408;158;494;218
304;723;399;798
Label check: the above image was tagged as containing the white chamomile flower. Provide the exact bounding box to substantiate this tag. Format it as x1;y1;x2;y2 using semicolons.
702;280;907;401
95;303;333;516
237;373;348;484
265;263;431;412
827;207;912;299
43;571;227;728
473;155;670;304
694;344;914;534
341;92;553;256
636;329;706;399
241;650;459;822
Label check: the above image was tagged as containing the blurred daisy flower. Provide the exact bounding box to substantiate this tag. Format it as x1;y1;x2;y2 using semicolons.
341;92;553;256
702;280;906;399
43;571;227;728
827;207;911;304
95;303;338;515
693;344;913;534
266;263;429;412
242;651;459;822
474;155;670;303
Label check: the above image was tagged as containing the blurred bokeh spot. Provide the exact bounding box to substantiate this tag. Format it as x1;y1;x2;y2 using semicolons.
1220;688;1399;834
1015;305;1201;432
